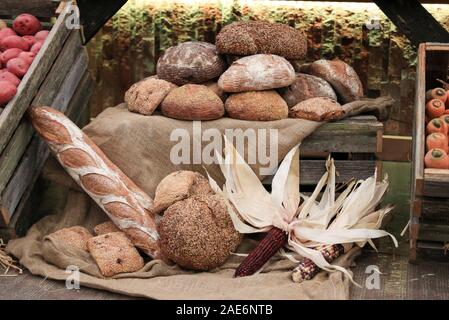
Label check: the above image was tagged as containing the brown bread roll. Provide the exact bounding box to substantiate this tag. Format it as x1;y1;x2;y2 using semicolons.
289;97;344;122
47;226;92;252
278;73;337;108
161;84;225;120
125;77;177;115
156;41;226;85
300;59;363;103
215;21;307;60
225;90;289;121
218;54;295;92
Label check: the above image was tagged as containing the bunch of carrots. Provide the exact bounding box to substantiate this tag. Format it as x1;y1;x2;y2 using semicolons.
425;85;449;169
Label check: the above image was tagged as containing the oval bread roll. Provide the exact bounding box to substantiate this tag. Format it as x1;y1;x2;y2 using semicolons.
289;97;344;121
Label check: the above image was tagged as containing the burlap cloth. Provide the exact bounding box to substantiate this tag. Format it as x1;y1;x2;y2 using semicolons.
6;99;392;299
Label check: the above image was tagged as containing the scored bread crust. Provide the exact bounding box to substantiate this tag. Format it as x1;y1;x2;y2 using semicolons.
28;106;161;258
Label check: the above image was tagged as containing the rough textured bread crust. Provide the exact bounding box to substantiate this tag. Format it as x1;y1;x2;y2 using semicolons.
215;21;307;60
158;194;242;271
161;84;224;120
218;54;295;92
278;73;337;108
154;171;214;214
125;78;177;115
301;59;363;103
94;221;120;235
289;97;344;121
225;90;289;121
204;81;227;102
87;232;144;277
28;106;161;258
157;41;226;85
49;226;92;252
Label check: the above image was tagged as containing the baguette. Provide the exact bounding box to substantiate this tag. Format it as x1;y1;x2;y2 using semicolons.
28;106;161;259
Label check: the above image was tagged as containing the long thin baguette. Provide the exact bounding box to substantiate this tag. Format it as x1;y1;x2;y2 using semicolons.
28;106;161;258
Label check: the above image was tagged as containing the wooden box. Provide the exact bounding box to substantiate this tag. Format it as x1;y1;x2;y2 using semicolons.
0;1;94;231
410;42;449;262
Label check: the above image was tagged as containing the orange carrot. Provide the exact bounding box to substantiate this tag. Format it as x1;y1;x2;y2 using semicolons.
426;133;448;153
426;87;447;103
426;99;445;118
427;118;448;135
440;115;449;134
425;148;449;169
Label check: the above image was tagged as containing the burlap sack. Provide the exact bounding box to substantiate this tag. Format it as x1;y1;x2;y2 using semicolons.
6;98;392;299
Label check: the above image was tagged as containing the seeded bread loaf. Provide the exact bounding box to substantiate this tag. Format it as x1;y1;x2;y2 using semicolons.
279;73;337;108
156;41;226;85
94;221;121;235
161;84;225;120
289;97;344;121
225;90;289;121
218;54;295;92
48;226;93;252
215;21;307;60
300;59;363;103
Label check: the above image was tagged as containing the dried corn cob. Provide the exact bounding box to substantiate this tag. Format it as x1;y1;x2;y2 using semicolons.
234;227;287;277
291;244;346;283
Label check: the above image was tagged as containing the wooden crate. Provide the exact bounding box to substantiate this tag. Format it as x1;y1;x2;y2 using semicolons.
410;42;449;262
0;1;94;229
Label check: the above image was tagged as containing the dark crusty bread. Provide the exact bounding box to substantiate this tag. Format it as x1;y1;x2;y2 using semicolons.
87;232;144;277
278;73;337;108
225;90;289;121
161;84;225;120
125;77;177;115
49;226;92;252
218;54;295;92
156;41;226;85
215;21;307;60
289;97;344;122
300;59;363;103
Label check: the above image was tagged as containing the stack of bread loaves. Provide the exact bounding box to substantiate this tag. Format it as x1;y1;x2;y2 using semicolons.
125;21;364;122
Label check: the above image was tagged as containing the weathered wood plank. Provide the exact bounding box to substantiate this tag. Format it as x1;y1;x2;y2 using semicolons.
423;169;449;198
0;2;71;155
421;197;449;223
0;0;60;19
0;47;87;207
417;224;449;243
2;72;94;226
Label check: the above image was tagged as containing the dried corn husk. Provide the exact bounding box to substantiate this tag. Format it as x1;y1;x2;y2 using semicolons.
208;136;397;284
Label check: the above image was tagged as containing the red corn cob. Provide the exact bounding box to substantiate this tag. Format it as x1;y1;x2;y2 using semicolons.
291;244;345;283
234;227;288;277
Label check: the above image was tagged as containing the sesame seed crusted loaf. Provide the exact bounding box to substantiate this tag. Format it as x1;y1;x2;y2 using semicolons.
87;232;144;277
289;97;344;122
300;59;363;103
215;21;307;60
278;73;337;108
93;221;120;236
158;194;242;271
225;90;289;121
156;41;226;85
218;54;295;92
48;226;92;252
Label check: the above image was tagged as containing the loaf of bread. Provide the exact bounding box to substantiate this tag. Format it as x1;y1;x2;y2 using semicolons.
225;90;289;121
215;21;307;60
28;106;161;258
278;73;337;108
289;97;344;121
218;54;295;92
125;77;177;115
94;221;120;235
204;81;226;102
156;41;226;85
161;84;225;120
154;171;214;214
87;232;144;277
300;59;363;103
48;226;92;252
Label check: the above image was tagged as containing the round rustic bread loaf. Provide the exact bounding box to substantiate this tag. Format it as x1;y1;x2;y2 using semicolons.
289;97;344;122
158;194;242;271
215;21;307;60
204;81;226;102
154;170;214;214
218;54;295;92
161;84;225;120
125;77;177;115
300;59;363;103
225;90;288;121
156;41;226;85
278;73;337;108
